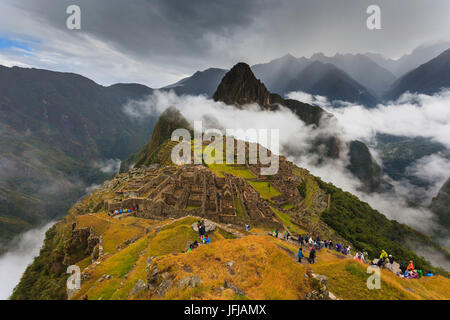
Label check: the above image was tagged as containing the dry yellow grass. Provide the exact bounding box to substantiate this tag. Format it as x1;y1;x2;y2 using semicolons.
155;235;311;300
310;249;450;300
68;215;449;301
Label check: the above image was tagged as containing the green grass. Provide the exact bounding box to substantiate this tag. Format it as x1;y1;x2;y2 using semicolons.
208;163;256;179
234;192;248;219
248;181;281;199
302;177;319;209
272;207;305;235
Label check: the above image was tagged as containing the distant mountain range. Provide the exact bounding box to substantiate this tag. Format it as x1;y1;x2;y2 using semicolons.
286;61;379;107
365;41;450;77
163;43;450;107
385;48;450;100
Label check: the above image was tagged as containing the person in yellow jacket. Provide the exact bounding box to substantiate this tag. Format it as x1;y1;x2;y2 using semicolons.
377;250;389;267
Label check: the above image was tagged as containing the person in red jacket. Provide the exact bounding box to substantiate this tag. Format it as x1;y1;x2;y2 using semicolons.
407;260;414;271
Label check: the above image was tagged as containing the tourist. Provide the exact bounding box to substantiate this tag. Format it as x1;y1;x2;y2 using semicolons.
400;262;407;274
199;223;206;240
245;224;250;232
387;255;395;271
298;247;303;263
203;234;210;244
298;235;303;245
309;247;316;264
362;249;369;261
379;250;388;261
407;260;414;271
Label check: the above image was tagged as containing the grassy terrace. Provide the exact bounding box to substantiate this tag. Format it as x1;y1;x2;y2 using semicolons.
271;207;306;235
207;163;256;179
248;181;281;199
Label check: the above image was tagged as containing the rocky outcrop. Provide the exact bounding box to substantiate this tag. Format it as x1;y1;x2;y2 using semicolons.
63;227;99;266
191;221;217;233
131;279;147;295
178;275;202;290
306;274;330;300
224;279;246;296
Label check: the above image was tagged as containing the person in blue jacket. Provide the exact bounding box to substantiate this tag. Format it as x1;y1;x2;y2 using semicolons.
203;234;210;244
298;247;303;263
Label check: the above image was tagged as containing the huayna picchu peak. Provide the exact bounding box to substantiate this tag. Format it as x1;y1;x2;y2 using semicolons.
213;62;274;109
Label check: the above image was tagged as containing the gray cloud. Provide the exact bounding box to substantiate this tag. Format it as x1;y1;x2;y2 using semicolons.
1;1;450;87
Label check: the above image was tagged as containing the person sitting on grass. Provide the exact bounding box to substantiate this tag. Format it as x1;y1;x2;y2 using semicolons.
407;260;414;271
399;262;407;274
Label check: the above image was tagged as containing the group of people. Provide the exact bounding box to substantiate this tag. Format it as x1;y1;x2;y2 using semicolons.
109;207;135;217
197;220;210;244
185;220;212;253
354;251;368;263
371;250;434;279
297;246;316;264
398;260;432;279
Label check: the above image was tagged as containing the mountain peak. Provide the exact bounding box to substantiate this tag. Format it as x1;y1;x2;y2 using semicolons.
213;62;271;108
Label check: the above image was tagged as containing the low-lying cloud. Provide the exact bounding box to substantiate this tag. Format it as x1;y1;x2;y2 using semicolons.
288;90;450;149
93;158;122;174
0;222;54;300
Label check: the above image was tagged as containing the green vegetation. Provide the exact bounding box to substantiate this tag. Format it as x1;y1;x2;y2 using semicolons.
299;177;320;209
208;164;256;179
271;207;305;235
297;182;307;198
234;192;248;219
316;177;449;275
248;181;281;199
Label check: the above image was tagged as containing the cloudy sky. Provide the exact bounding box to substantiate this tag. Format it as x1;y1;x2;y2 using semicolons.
0;0;450;87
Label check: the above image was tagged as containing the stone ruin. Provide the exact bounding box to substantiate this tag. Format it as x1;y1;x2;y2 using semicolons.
103;141;323;230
